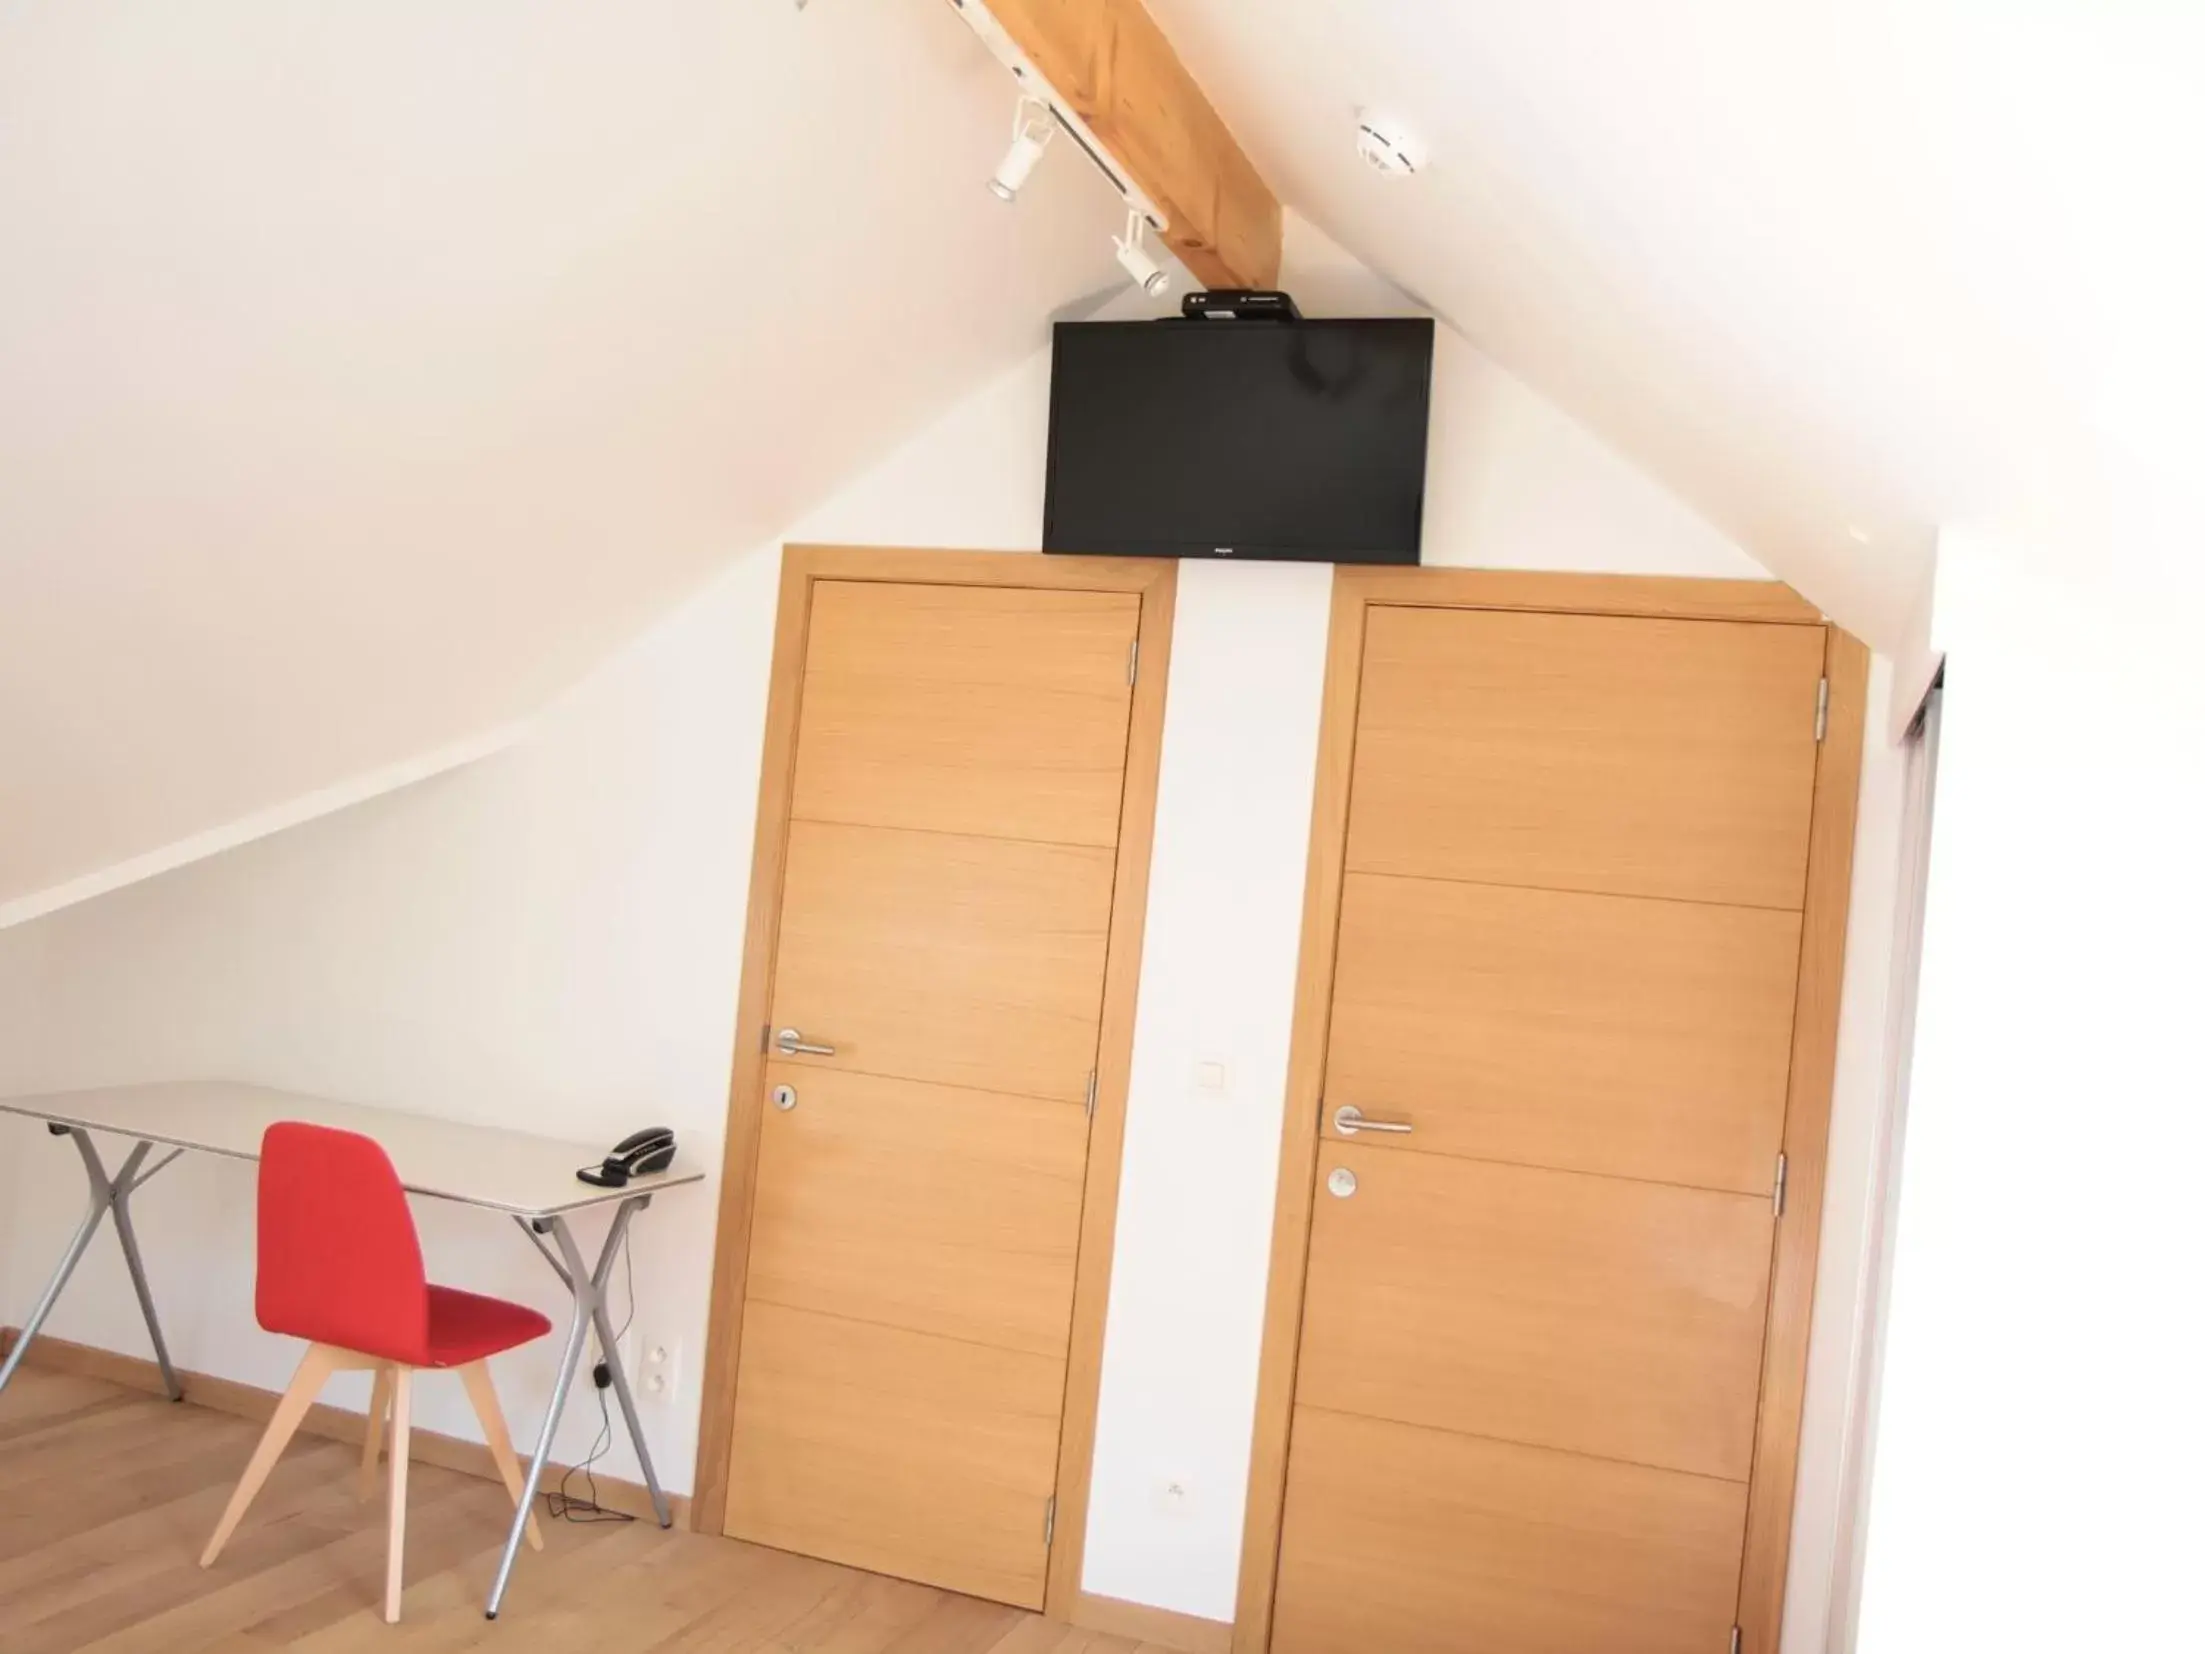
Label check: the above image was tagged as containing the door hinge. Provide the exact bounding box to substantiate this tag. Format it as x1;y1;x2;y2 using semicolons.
1773;1151;1789;1218
1128;637;1140;686
1814;676;1830;742
1043;1495;1057;1546
1084;1069;1098;1118
1730;1626;1743;1654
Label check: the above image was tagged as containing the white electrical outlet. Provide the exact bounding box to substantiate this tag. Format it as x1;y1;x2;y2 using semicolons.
638;1337;683;1405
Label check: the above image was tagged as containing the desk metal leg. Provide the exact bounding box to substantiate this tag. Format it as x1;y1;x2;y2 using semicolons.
0;1128;182;1402
485;1194;667;1619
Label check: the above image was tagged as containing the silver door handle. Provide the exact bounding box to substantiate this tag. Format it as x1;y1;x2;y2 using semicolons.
1332;1104;1412;1137
775;1028;836;1058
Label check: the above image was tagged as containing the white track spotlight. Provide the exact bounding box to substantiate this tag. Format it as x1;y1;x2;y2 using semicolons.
1113;210;1170;296
989;98;1056;202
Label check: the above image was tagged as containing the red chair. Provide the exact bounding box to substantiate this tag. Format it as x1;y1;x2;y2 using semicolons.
200;1122;553;1622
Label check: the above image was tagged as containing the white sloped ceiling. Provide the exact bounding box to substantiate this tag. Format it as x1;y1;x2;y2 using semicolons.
12;0;2196;918
1147;0;2205;648
0;0;1130;916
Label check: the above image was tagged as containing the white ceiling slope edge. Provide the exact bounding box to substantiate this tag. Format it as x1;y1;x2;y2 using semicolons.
0;0;1131;915
1149;0;2205;647
0;720;526;932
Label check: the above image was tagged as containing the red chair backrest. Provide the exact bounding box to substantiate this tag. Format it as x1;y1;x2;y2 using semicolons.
256;1122;430;1366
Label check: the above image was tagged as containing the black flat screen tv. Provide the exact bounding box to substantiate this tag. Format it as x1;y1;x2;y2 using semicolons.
1044;316;1434;564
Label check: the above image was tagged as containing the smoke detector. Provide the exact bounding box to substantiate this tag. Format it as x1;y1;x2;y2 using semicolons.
1355;112;1425;178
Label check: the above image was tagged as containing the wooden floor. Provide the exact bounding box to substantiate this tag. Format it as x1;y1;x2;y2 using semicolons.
0;1368;1173;1653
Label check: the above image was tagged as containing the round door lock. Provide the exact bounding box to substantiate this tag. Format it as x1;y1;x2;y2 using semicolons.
770;1084;798;1113
1326;1166;1358;1199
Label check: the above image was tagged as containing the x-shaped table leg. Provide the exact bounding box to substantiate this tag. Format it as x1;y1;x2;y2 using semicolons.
484;1194;670;1618
0;1125;184;1401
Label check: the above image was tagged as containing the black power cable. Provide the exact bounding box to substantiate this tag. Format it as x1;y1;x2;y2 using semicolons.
542;1240;637;1524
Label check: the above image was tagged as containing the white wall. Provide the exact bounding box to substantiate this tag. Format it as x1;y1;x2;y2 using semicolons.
1781;656;1910;1651
0;543;784;1479
1853;540;2204;1651
803;216;1770;582
0;925;45;1090
1820;683;1939;1653
0;926;48;1235
0;218;1906;1643
0;0;1140;916
1079;557;1332;1615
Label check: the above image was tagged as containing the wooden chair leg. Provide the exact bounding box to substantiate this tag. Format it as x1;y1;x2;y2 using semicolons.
459;1361;545;1551
384;1367;412;1624
359;1366;392;1501
201;1343;340;1568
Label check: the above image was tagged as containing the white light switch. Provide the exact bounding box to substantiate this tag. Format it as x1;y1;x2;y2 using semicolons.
1193;1061;1228;1093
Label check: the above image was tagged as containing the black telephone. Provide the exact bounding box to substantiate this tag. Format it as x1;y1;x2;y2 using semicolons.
576;1126;677;1189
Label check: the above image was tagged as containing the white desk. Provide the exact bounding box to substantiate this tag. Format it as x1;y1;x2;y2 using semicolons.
0;1081;703;1619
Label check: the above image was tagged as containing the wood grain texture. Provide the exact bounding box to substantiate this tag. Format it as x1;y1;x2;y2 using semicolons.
1233;572;1856;1654
786;545;1175;596
746;1063;1089;1357
769;819;1116;1105
1330;566;1824;625
200;1342;340;1569
1;1327;680;1527
792;581;1141;848
1328;871;1803;1193
981;0;1281;289
1298;1145;1774;1482
360;1366;390;1500
1072;1591;1233;1654
382;1366;411;1621
457;1360;543;1552
1347;605;1826;909
725;1302;1065;1610
0;1364;1190;1654
1736;627;1869;1653
691;546;1178;1627
1230;583;1371;1654
1272;1407;1749;1654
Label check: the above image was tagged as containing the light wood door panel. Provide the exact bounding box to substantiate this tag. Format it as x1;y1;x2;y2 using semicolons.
725;1302;1064;1610
769;819;1116;1105
1327;872;1803;1193
1273;1406;1749;1654
1298;1144;1773;1481
791;581;1140;848
1346;607;1824;909
1268;598;1833;1653
746;1063;1089;1358
724;570;1152;1612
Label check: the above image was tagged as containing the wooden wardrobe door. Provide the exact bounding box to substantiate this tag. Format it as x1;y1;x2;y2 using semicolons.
1274;605;1824;1654
724;580;1140;1609
1346;605;1824;908
1326;873;1803;1193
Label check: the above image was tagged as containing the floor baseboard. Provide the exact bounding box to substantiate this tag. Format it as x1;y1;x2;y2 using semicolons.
1071;1589;1234;1654
0;1324;688;1528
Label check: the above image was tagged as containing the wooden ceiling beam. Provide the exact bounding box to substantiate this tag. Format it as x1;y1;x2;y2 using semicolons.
966;0;1282;291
